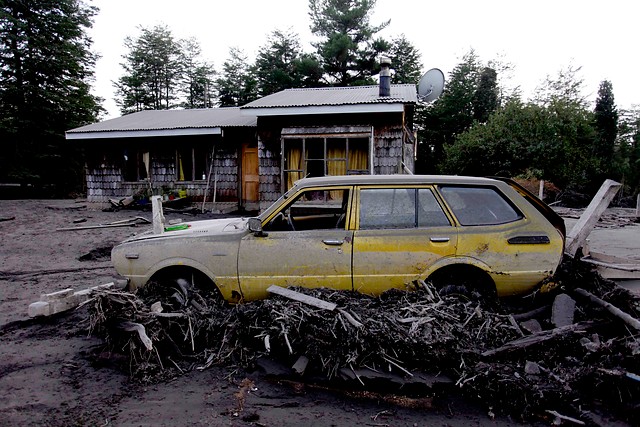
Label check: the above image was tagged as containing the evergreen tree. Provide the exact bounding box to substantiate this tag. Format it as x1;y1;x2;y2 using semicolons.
387;35;422;84
0;0;101;193
472;67;499;122
180;38;216;109
114;25;182;114
254;29;322;97
416;51;481;173
309;0;390;85
214;48;258;107
593;80;618;177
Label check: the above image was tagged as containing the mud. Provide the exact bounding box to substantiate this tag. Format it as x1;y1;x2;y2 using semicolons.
0;200;635;426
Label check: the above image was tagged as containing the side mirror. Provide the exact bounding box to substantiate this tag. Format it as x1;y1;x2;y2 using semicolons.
248;217;267;237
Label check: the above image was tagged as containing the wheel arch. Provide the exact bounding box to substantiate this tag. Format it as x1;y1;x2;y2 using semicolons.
424;257;497;294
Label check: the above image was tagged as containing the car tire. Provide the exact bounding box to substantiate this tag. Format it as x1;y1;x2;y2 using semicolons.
428;266;497;300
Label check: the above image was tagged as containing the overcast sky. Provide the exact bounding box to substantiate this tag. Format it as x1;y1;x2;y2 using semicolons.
89;0;639;119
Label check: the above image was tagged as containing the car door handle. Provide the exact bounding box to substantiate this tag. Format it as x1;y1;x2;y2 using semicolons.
430;237;450;243
322;239;344;246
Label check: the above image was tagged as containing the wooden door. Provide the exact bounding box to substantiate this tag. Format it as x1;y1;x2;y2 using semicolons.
241;142;259;203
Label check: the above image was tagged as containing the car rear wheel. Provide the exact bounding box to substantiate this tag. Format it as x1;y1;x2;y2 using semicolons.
427;265;497;300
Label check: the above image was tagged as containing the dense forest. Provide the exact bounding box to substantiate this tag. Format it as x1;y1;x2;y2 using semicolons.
1;0;638;200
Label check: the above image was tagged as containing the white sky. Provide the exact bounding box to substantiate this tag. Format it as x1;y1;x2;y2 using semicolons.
89;0;639;119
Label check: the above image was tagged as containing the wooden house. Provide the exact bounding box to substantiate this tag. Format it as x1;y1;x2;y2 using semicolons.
66;79;418;212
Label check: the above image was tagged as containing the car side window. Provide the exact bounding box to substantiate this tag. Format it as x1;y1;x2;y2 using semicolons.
439;186;523;225
264;188;349;232
359;188;450;229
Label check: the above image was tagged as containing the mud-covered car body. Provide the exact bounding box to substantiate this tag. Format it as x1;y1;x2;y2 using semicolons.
112;175;565;302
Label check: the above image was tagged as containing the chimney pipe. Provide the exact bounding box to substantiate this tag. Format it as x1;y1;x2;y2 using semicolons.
379;57;391;97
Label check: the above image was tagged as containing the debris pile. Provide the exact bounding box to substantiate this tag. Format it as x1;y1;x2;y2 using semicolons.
86;261;640;423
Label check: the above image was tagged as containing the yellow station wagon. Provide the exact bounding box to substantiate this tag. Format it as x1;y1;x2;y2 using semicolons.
112;175;566;302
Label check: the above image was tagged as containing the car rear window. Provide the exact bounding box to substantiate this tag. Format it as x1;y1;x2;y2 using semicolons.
359;188;450;229
439;186;523;226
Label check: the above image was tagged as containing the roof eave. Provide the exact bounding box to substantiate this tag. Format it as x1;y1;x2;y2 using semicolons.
242;103;408;117
65;127;223;140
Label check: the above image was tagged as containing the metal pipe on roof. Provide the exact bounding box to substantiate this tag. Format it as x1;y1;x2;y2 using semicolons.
379;57;391;97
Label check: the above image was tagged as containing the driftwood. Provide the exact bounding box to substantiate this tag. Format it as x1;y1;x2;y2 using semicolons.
267;285;337;311
119;321;153;351
481;322;596;358
573;287;640;331
57;216;150;231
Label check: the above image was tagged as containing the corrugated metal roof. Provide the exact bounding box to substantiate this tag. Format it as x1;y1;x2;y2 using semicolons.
67;107;256;134
241;84;417;109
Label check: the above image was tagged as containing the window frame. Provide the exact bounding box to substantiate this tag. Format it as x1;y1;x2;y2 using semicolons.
122;149;150;182
355;185;453;230
176;145;211;182
281;127;372;193
437;185;524;226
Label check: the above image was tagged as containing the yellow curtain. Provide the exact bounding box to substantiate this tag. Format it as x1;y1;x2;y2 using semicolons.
327;146;346;176
178;152;185;181
349;147;368;172
286;146;302;190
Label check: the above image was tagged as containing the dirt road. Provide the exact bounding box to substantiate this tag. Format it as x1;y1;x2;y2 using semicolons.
1;200;542;427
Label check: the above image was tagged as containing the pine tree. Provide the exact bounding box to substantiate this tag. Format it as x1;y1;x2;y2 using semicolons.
114;25;183;114
0;0;101;193
593;80;618;175
308;0;389;85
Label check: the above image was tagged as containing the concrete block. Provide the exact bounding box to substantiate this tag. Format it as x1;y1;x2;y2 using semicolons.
40;288;74;302
49;298;81;315
552;293;576;328
28;301;51;317
28;282;119;317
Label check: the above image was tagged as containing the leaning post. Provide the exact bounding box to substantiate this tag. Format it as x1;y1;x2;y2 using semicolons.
565;179;621;257
151;195;165;235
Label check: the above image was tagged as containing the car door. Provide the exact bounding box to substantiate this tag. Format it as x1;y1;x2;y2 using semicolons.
351;186;458;295
237;187;353;300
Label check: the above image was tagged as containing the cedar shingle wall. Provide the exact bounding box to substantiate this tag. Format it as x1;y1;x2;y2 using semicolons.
373;126;404;175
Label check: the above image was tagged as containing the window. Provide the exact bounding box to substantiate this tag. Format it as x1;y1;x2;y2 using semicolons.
439;186;523;225
177;146;210;181
282;133;370;191
359;188;450;230
264;188;349;232
123;149;149;182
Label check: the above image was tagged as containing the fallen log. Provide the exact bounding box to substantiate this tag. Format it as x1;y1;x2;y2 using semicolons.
573;287;640;332
481;322;597;358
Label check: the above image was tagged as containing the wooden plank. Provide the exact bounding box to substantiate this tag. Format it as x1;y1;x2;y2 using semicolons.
267;285;337;311
581;257;640;280
587;251;640;265
565;179;621;257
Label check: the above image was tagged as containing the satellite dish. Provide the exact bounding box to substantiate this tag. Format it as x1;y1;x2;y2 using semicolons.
418;68;445;102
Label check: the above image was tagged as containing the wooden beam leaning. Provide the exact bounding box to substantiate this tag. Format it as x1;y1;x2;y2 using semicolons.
565;179;621;257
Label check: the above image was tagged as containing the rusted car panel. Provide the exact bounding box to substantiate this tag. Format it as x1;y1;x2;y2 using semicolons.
111;175;565;300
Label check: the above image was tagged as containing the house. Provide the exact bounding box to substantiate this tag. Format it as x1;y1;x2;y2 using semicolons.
66;72;418;212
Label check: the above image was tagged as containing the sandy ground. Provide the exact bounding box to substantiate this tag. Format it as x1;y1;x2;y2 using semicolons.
1;200;638;426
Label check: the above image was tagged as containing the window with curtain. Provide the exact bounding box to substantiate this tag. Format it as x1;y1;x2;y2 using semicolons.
281;133;370;192
177;146;210;181
123;149;150;182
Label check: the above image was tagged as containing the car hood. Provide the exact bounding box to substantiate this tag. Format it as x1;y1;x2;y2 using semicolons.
121;217;250;243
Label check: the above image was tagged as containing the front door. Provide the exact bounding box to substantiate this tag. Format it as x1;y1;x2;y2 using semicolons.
237;187;353;300
241;142;259;204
